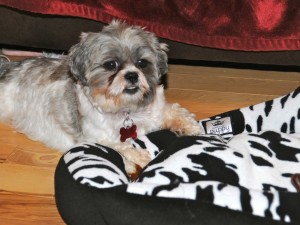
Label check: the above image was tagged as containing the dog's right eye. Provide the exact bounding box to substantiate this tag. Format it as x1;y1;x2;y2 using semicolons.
103;60;119;71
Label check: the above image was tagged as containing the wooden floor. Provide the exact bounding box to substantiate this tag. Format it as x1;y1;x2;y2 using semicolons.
1;54;300;224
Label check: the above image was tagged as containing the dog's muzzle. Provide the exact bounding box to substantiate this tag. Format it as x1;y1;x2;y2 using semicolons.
124;72;139;94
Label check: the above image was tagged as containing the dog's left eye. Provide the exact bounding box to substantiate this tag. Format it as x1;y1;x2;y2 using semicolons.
103;60;119;71
137;59;149;69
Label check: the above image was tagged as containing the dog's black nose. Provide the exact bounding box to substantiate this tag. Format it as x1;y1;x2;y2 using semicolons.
124;72;139;84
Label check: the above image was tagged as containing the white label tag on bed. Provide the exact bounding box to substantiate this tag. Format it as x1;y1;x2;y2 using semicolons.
205;117;232;135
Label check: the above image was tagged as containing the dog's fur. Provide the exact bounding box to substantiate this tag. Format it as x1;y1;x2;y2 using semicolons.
0;21;202;176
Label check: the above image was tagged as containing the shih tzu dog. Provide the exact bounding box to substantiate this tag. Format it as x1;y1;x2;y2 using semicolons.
0;21;202;178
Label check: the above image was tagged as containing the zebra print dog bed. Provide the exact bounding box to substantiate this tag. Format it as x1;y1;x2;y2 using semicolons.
55;87;300;225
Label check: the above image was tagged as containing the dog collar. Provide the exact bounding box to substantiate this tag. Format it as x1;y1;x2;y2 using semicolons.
120;112;137;142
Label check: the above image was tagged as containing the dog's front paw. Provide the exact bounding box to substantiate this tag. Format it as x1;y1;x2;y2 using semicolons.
113;144;151;180
174;118;203;136
171;114;203;136
163;103;204;136
123;159;142;181
122;148;151;180
119;146;151;168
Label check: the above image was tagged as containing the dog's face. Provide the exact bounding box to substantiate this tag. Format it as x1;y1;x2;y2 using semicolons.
68;21;168;113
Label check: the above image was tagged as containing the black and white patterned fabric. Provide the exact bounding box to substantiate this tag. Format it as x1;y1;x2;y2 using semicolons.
55;87;300;225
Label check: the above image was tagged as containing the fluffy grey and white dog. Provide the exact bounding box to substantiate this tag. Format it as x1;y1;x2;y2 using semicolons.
0;21;202;177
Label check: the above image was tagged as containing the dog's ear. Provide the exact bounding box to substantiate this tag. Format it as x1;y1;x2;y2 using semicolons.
68;32;94;86
157;43;168;79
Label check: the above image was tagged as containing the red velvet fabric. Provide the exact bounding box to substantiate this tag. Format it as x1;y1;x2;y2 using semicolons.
1;0;300;51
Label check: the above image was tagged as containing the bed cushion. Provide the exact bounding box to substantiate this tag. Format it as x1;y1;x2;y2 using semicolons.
55;87;300;225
